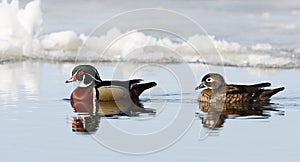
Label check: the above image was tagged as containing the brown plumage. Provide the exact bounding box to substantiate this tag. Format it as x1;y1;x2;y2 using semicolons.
195;73;284;103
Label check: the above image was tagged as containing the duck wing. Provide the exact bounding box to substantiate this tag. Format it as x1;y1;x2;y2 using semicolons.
97;79;157;96
226;83;284;102
96;79;143;89
226;82;271;94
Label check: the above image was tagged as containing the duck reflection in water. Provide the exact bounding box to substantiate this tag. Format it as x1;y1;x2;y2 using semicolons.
197;102;283;129
70;98;156;133
195;73;285;129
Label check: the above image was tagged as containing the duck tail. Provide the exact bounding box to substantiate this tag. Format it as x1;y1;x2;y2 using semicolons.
253;87;285;102
131;82;157;97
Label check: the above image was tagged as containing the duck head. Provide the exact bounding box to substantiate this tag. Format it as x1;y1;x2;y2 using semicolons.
66;65;102;87
195;73;226;90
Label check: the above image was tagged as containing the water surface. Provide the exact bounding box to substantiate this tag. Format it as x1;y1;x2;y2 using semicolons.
0;61;299;161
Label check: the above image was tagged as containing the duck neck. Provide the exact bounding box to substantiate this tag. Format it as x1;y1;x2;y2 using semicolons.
78;81;94;88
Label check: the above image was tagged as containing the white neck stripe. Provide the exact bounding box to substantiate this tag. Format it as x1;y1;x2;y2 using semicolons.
86;73;102;82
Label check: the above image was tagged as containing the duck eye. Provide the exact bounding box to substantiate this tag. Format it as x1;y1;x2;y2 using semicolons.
206;78;213;82
78;71;84;76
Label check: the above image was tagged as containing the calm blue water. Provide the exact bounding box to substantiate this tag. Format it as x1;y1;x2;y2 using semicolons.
0;61;299;161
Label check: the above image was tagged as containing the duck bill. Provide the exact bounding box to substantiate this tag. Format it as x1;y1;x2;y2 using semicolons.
195;83;205;90
65;77;75;83
65;74;77;83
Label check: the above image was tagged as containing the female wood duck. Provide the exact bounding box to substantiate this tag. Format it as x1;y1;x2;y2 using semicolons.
66;65;157;102
195;73;284;103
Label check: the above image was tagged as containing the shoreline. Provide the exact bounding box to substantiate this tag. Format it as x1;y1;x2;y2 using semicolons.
1;59;300;70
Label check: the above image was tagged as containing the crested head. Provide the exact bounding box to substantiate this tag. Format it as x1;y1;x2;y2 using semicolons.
71;65;97;75
66;65;102;87
200;73;226;90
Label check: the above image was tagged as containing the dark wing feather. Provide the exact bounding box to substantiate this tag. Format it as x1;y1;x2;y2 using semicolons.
226;82;271;94
131;82;157;97
252;87;285;102
96;79;143;89
129;79;143;85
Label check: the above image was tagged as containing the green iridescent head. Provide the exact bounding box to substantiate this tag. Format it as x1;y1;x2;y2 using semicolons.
66;65;102;87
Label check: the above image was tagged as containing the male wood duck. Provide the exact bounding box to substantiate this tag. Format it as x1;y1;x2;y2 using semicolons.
66;65;157;102
195;73;284;103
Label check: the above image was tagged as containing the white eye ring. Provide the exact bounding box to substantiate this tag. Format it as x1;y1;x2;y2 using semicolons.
206;77;214;82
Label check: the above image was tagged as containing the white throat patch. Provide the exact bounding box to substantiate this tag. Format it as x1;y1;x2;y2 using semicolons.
77;75;93;87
